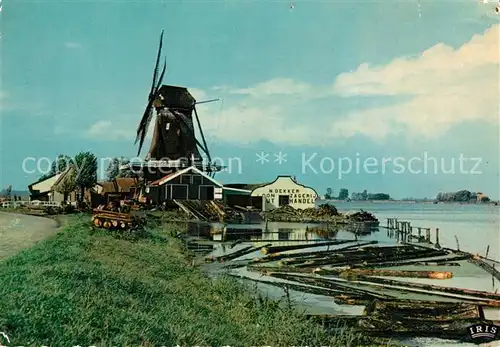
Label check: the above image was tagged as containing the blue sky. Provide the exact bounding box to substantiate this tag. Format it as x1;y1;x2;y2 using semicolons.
1;0;499;199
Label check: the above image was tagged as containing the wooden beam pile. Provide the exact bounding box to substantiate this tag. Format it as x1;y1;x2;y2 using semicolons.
310;299;494;340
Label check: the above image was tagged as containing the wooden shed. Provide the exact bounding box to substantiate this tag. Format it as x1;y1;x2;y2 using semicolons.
145;165;224;204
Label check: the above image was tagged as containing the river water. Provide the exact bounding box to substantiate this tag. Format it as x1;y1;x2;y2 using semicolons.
192;202;500;346
328;201;500;261
194;201;499;261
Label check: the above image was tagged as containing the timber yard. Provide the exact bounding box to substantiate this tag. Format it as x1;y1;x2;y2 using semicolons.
1;29;499;347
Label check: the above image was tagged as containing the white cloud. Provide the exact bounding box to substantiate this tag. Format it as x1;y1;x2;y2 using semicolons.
330;24;499;139
85;120;132;140
189;88;208;101
226;78;314;97
64;42;83;49
83;25;499;147
199;25;500;145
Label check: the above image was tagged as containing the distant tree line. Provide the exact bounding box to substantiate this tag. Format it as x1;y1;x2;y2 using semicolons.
324;188;349;200
436;190;490;203
351;190;390;201
324;188;390;201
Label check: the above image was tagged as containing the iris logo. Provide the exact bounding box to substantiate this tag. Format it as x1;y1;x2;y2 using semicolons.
467;324;499;344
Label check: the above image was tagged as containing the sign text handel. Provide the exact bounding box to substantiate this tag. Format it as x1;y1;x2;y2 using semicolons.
260;188;317;204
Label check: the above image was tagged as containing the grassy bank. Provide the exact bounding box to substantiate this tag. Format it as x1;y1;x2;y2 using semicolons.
0;216;363;346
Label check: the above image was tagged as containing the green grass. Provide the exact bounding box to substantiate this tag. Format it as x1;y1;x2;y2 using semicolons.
0;216;365;346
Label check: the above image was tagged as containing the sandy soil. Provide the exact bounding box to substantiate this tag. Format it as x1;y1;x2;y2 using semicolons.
0;212;59;260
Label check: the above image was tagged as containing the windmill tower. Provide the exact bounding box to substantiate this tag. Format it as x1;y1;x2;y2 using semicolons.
127;31;223;186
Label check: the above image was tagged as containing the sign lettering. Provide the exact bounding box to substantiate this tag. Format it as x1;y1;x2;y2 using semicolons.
259;187;317;205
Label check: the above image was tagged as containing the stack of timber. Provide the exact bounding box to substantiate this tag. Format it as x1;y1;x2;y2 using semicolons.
91;209;144;231
345;210;379;224
173;200;245;223
209;201;245;223
310;299;496;339
260;204;379;225
260;204;342;223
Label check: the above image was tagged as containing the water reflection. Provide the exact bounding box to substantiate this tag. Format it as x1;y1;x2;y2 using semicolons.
186;221;383;245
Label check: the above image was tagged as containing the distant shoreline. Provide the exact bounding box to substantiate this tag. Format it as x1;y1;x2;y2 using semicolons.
320;199;499;206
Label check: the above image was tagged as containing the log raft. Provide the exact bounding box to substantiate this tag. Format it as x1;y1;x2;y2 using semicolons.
309;299;493;340
316;268;453;279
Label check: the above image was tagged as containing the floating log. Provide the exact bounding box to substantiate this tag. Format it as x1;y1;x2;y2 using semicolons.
247;265;319;274
260;240;353;255
267;273;396;300
250;241;378;265
314;268;453;279
228;274;369;305
338;269;453;280
353;255;471;268
349;275;500;304
292;248;448;268
205;244;272;263
267;273;500;307
279;245;436;265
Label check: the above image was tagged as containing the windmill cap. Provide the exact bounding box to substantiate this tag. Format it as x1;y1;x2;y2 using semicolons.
157;85;196;109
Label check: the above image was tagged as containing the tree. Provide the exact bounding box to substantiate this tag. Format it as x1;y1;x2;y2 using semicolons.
5;185;12;200
338;188;349;200
368;193;390;200
106;157;136;181
325;188;333;200
106;158;121;181
73;152;98;202
361;190;368;200
55;168;77;202
39;154;73;180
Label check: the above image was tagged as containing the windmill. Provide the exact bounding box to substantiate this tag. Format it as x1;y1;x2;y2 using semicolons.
133;30;222;179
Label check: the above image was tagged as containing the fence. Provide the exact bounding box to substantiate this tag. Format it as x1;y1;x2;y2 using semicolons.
385;218;441;248
0;200;61;208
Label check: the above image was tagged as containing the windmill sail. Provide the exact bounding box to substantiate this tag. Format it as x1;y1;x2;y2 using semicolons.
132;30;222;177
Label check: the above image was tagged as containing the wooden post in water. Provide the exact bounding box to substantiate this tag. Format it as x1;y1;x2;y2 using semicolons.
435;228;441;248
454;235;460;251
426;228;431;243
418;227;422;242
486;245;490;258
408;222;412;242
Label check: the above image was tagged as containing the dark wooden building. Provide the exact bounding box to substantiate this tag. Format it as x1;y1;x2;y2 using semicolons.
145;166;224;204
95;178;138;204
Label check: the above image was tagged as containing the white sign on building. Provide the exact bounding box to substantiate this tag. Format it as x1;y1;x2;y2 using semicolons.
251;176;318;211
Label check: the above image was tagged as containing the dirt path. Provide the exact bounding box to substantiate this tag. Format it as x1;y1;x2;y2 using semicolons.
0;212;59;261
